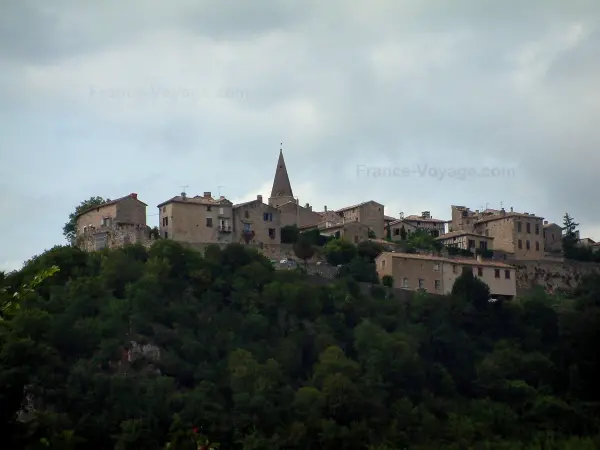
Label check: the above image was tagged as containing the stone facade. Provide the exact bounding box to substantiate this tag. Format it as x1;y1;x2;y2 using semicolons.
157;192;234;244
401;212;446;237
301;220;371;244
77;223;153;251
514;259;600;294
543;222;563;252
336;200;385;238
473;212;544;260
233;195;281;245
376;252;517;299
278;201;323;228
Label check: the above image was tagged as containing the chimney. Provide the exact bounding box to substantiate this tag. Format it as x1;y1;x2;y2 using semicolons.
544;220;548;225
130;193;137;199
475;210;479;214
203;191;211;198
181;192;186;200
422;211;431;219
510;207;513;213
501;208;506;216
324;205;327;212
257;195;263;203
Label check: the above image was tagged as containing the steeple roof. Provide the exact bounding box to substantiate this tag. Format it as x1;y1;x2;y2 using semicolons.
270;148;294;200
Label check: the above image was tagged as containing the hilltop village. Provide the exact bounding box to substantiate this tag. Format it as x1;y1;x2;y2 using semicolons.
73;150;599;299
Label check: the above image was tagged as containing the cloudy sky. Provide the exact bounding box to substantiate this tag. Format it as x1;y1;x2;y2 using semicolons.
1;0;599;271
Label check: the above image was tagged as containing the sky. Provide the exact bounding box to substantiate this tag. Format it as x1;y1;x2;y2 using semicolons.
1;0;600;271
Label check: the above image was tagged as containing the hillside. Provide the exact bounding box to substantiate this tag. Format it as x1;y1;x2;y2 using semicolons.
1;240;600;449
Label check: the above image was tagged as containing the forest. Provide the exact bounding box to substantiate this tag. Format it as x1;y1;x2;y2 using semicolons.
1;240;600;449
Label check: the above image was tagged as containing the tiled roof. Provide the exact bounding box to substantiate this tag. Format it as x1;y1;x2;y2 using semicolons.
403;215;446;223
78;194;147;218
336;200;383;213
377;251;515;268
436;230;494;240
157;195;231;208
475;212;543;224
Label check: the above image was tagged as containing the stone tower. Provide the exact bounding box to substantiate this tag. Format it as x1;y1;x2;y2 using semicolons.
268;147;296;208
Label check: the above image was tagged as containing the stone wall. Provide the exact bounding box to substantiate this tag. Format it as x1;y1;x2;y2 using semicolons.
181;242;326;263
513;258;600;293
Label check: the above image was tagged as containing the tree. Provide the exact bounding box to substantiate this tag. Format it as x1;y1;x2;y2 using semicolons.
400;225;407;241
293;236;315;269
368;229;376;239
63;196;108;243
385;224;392;241
451;269;491;309
281;225;300;244
382;275;394;287
562;213;580;257
322;239;357;266
356;240;384;262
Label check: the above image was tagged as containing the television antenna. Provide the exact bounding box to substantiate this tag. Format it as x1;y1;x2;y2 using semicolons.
217;185;225;197
180;185;189;195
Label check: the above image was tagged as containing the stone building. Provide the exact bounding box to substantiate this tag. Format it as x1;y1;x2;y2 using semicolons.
233;195;281;245
543;221;563;252
157;192;234;244
336;200;385;238
388;211;446;238
76;193;151;251
376;252;517;300
300;220;370;244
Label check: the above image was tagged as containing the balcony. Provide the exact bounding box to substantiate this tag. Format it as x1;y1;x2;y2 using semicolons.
218;225;232;233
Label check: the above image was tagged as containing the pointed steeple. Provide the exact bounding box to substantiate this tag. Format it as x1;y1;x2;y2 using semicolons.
269;144;295;207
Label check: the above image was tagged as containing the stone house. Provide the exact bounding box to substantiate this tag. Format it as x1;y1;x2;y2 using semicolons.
376;252;517;300
300;220;370;244
473;210;545;260
399;211;446;237
233;195;281;245
435;230;493;252
543;221;563;252
157;192;234;244
76;193;150;251
336;200;385;238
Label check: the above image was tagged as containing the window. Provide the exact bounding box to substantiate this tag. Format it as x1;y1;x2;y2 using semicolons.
206;205;212;211
535;224;540;235
219;207;224;215
243;223;251;232
162;206;166;212
518;239;522;249
433;263;440;272
535;241;540;251
162;216;168;226
495;269;500;278
435;280;441;290
418;278;424;288
479;241;487;250
526;240;530;250
381;260;386;269
394;228;399;236
477;267;483;276
402;278;409;288
268;228;276;238
206;218;213;227
526;223;531;233
517;222;522;232
244;210;249;219
164;231;168;239
468;239;475;248
485;229;489;236
505;270;511;279
263;213;269;221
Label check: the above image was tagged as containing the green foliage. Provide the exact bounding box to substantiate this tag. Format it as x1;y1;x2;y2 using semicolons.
322;239;357;265
368;229;376;239
280;225;300;244
62;196;108;243
408;229;442;251
385;224;392;241
400;225;407;240
2;241;600;449
382;275;394;287
293;235;315;268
